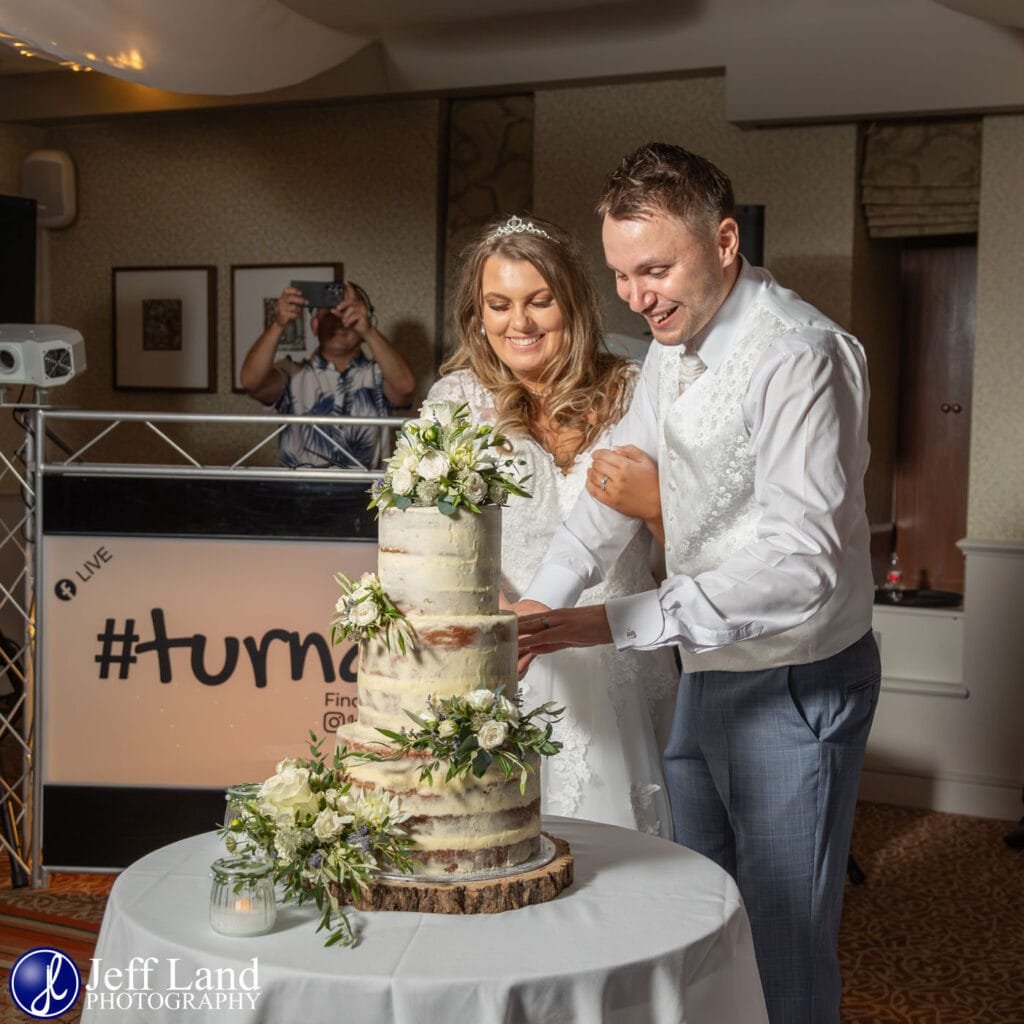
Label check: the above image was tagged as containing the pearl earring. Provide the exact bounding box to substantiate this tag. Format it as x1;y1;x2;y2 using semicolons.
479;324;486;337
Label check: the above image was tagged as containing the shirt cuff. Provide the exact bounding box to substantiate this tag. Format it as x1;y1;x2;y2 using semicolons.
522;564;586;610
605;589;665;650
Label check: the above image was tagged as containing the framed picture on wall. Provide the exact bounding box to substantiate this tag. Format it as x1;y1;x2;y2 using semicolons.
112;266;217;391
230;263;343;393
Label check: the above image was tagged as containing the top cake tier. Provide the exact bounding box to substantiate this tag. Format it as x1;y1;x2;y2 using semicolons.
377;505;502;615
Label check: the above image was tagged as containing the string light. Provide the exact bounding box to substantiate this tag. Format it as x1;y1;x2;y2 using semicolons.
1;33;98;72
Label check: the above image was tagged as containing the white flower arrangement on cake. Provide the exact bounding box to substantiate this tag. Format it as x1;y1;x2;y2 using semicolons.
330;571;415;653
369;399;531;516
221;735;414;948
362;687;563;794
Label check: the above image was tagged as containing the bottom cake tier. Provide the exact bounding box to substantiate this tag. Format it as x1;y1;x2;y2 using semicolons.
340;728;541;875
334;833;573;914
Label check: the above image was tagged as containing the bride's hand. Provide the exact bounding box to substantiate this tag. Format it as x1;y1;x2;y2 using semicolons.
587;446;664;544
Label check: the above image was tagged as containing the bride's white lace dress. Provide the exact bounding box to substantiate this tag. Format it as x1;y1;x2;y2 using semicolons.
427;370;678;837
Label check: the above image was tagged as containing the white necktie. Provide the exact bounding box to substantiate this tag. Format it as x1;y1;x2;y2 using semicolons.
679;350;707;395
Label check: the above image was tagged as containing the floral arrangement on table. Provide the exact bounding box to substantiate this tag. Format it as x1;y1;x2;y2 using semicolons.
221;734;413;948
360;687;564;794
329;571;415;654
369;399;531;516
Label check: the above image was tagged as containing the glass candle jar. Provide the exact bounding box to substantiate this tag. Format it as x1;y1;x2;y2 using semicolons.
223;782;262;830
209;856;277;937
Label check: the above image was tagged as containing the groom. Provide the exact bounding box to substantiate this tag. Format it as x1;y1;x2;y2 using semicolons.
516;142;879;1024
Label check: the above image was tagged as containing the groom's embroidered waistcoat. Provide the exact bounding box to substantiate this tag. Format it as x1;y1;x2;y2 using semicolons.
654;277;874;673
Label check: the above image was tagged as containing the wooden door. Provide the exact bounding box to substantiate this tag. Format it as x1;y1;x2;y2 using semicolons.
893;239;975;594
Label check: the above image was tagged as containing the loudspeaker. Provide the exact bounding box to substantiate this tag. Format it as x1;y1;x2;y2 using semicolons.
0;325;86;388
21;150;76;229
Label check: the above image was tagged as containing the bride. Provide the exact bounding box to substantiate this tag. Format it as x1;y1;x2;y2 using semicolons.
426;214;677;837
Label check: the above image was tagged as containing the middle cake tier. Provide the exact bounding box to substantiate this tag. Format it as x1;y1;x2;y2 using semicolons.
351;611;519;737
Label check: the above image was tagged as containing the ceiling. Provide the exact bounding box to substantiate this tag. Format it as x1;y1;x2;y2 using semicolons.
0;0;660;92
1;0;1023;127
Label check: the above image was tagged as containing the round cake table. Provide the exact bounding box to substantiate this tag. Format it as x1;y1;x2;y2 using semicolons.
82;816;768;1024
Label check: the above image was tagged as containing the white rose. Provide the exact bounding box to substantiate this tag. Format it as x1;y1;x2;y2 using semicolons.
402;453;420;472
496;696;520;722
462;471;487;504
476;720;509;750
260;765;318;818
465;689;495;711
421;400;456;427
417;451;450;480
312;808;350;842
392;467;415;495
438;719;459;738
353;599;380;627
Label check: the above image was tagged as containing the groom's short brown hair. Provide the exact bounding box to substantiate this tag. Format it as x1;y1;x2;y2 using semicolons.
597;142;735;233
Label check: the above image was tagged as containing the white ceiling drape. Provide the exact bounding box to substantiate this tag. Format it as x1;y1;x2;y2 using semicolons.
0;0;628;95
0;0;370;94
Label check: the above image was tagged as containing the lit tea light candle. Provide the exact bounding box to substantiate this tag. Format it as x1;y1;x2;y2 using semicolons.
209;857;277;937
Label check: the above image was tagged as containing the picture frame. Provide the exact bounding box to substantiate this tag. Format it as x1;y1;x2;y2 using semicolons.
230;263;343;393
112;266;216;392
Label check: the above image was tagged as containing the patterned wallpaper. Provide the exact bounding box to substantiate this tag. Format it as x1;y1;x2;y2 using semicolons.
0;123;44;194
1;81;1021;541
969;115;1024;541
0;100;439;470
532;76;902;527
533;76;858;338
442;95;534;362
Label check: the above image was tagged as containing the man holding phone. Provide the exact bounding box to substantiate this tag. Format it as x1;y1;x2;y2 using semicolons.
241;281;416;469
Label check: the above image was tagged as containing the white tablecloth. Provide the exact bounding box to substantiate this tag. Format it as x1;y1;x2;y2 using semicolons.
82;817;768;1024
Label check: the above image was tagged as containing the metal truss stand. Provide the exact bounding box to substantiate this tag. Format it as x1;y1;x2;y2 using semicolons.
0;395;400;887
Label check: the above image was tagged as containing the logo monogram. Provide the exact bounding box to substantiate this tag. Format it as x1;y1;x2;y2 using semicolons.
9;947;81;1018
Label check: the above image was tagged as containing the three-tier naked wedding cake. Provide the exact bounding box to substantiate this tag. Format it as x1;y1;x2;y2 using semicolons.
337;505;542;874
330;396;556;879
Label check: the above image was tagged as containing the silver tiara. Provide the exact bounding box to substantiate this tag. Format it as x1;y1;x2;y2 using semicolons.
485;215;551;244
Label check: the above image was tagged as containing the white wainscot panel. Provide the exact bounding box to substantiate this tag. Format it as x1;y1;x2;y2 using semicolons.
862;547;1024;821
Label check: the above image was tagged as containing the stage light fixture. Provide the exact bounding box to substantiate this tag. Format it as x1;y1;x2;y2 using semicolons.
0;324;87;388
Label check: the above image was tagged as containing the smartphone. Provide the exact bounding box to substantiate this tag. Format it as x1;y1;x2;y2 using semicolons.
291;280;345;309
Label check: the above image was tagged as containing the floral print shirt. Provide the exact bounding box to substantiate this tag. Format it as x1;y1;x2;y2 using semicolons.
274;351;391;469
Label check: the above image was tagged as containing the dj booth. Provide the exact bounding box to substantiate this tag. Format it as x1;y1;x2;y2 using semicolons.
30;410;395;877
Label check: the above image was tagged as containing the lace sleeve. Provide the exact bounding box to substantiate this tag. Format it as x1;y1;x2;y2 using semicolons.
425;370;497;424
425;371;469;405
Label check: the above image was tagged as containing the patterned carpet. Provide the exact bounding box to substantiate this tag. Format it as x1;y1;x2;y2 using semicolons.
0;803;1020;1022
839;802;1024;1024
0;888;106;1022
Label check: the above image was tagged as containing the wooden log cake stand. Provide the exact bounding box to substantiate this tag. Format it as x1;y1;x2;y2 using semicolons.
339;834;573;915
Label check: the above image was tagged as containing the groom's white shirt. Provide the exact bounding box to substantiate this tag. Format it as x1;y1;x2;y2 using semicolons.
523;259;874;672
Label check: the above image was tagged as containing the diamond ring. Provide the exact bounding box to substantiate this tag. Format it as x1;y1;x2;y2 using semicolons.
599;475;609;490
541;616;550;630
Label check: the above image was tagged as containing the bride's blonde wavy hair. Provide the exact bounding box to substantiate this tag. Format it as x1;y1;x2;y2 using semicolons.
441;215;634;458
